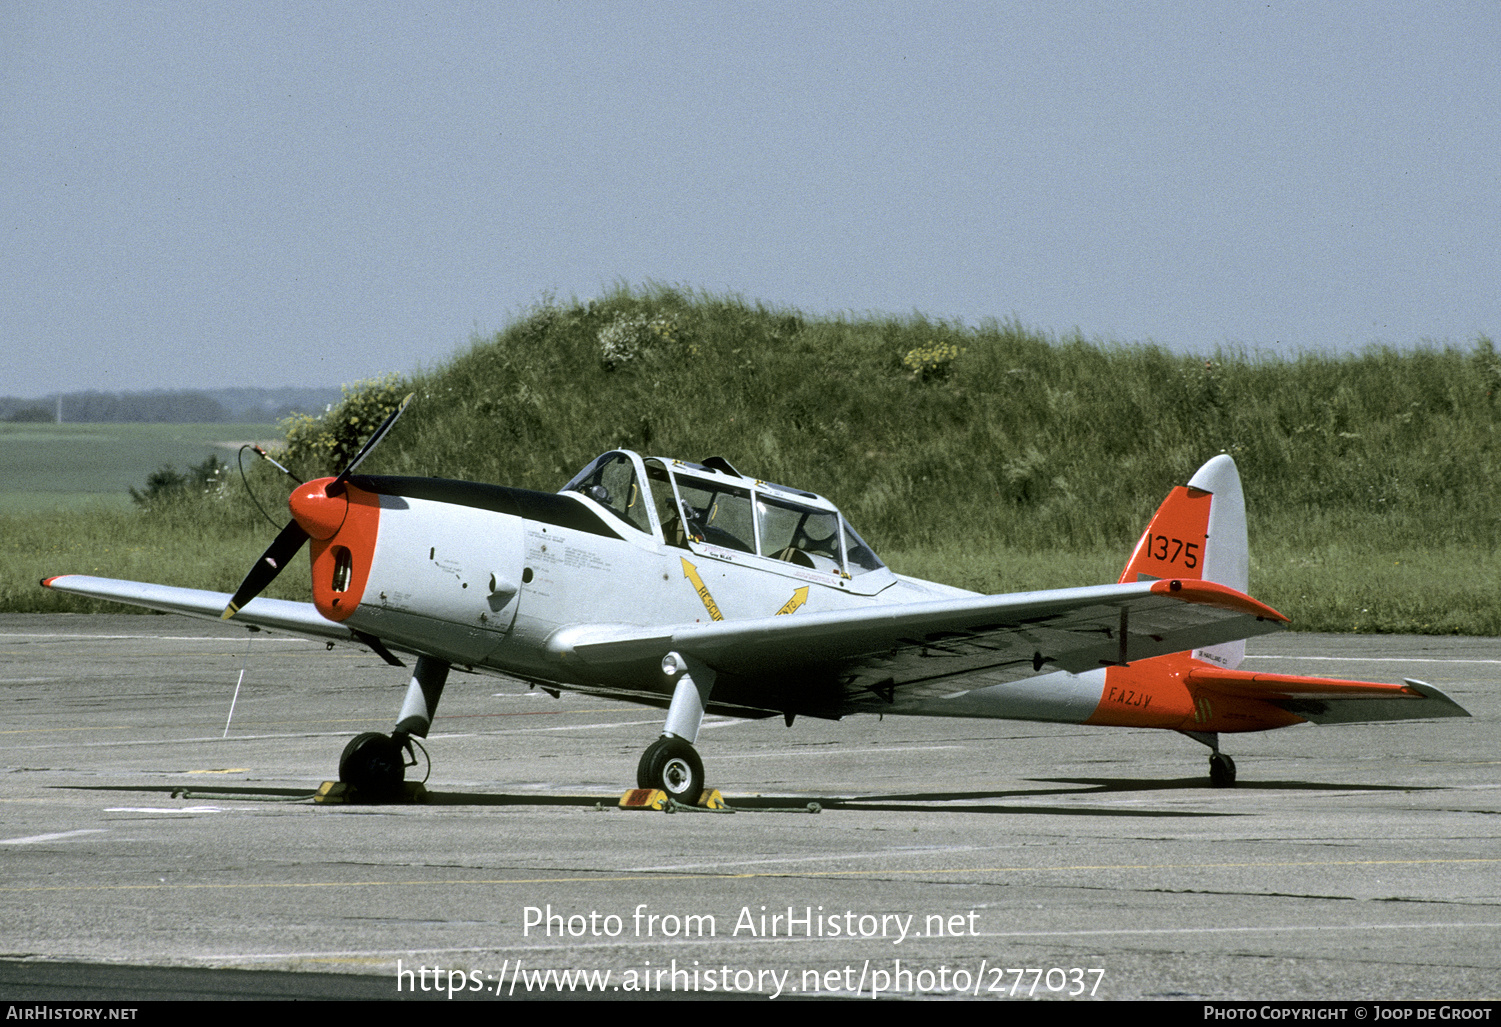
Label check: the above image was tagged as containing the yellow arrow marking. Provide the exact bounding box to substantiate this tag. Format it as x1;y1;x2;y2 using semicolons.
680;558;723;621
776;586;809;616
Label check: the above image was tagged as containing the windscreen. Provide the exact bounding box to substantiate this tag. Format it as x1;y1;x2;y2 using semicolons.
563;452;652;533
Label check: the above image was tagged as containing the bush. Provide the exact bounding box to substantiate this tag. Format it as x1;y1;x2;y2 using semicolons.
902;341;963;381
129;454;229;507
279;374;409;478
598;311;682;369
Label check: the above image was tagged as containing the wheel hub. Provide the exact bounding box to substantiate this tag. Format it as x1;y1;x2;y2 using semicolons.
662;757;692;791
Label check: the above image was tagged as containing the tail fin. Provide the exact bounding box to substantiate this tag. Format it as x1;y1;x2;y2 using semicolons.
1120;454;1249;668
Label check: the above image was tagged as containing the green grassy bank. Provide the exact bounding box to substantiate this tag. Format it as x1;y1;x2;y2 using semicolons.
7;287;1498;633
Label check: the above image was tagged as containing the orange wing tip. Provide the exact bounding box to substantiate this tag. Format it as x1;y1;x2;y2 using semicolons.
40;576;62;588
1150;578;1288;623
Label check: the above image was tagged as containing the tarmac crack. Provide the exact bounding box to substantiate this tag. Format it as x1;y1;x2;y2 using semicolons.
1134;886;1357;902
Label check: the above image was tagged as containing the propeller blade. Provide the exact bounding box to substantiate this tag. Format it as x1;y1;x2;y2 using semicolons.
222;393;411;620
334;391;415;484
220;519;310;619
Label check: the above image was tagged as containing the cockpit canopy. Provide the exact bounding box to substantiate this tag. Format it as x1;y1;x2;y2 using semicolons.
562;450;885;578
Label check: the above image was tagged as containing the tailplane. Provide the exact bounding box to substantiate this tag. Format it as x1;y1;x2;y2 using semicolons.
1120;454;1249;668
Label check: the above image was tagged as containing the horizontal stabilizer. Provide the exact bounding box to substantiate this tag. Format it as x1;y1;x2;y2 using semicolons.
1186;666;1470;724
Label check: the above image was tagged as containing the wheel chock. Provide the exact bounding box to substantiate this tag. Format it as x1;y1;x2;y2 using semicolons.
618;788;728;810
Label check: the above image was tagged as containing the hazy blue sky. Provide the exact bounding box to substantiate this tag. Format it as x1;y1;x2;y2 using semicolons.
4;2;1497;397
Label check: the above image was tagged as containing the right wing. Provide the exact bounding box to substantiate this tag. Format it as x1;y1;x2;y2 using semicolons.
556;577;1289;713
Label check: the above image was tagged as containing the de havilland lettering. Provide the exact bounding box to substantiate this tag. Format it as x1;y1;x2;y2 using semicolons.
44;397;1468;801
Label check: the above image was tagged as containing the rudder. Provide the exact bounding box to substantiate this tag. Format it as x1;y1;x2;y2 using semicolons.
1119;454;1249;668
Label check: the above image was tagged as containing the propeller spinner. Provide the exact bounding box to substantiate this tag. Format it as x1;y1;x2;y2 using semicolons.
221;392;413;619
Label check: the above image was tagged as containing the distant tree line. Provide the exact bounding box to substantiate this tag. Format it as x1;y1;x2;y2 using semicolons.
0;387;341;423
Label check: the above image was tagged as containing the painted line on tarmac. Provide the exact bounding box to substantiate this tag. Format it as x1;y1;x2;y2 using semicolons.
984;921;1501;938
0;829;108;845
0;633;308;642
105;806;223;814
5;707;640;744
451;719;677;736
2;729;381;748
149;918;1501;966
430;709;623;719
3;856;1498;895
625;845;982;873
717;745;965;760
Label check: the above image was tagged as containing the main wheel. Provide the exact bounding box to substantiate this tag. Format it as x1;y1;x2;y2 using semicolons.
636;736;705;804
339;731;406;800
1208;752;1237;788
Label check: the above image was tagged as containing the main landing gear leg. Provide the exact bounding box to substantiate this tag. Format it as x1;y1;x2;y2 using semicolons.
339;656;451;800
637;652;715;803
1180;729;1236;788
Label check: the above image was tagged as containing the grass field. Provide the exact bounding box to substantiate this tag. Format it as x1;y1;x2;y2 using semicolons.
0;423;281;512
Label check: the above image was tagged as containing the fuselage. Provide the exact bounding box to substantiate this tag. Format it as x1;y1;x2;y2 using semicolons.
288;451;1305;732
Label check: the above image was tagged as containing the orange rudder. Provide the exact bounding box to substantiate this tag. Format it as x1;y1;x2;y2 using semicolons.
1120;456;1251;669
1118;485;1213;585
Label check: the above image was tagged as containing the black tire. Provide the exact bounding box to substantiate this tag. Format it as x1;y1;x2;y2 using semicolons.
635;740;660;790
636;736;705;804
339;731;406;800
1208;752;1237;788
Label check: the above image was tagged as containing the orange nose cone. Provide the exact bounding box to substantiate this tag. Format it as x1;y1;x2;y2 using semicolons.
288;477;348;540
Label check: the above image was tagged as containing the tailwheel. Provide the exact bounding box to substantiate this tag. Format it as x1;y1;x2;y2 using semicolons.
339;731;408;801
1208;752;1237;788
636;736;705;805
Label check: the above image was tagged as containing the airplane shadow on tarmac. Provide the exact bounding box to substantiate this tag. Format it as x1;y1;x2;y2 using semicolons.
63;775;1436;817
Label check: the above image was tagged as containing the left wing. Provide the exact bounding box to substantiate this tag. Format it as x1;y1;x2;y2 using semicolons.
557;578;1288;711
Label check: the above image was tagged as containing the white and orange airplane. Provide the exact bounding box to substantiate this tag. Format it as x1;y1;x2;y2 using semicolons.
44;399;1468;800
